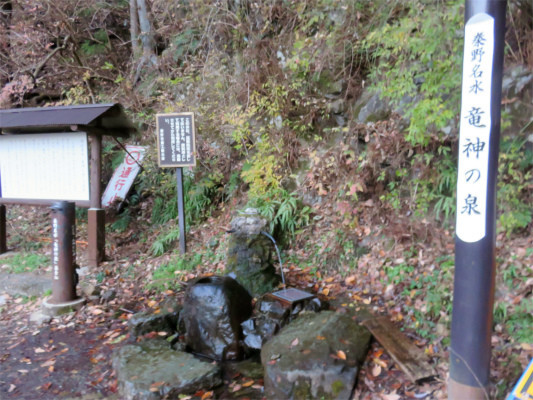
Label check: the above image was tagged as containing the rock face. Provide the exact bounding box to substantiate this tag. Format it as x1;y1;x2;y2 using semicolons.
261;311;371;400
181;276;253;360
226;209;281;296
112;340;221;400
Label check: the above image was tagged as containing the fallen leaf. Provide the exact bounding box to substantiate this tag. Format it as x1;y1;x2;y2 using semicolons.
373;357;387;368
42;382;52;391
380;390;401;400
149;381;165;392
232;384;242;392
34;347;46;353
242;380;254;387
8;384;16;392
201;390;213;400
345;275;356;285
316;335;326;340
337;350;347;360
322;287;330;296
41;359;55;368
290;338;299;347
372;364;382;376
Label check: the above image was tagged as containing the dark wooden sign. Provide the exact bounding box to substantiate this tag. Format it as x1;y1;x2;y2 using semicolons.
156;112;196;168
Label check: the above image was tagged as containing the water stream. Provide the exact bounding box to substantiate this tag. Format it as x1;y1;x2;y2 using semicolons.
260;231;286;287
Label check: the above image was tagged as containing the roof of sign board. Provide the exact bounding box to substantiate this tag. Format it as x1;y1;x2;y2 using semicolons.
0;103;136;137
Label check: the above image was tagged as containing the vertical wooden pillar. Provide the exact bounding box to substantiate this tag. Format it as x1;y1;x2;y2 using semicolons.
88;133;105;267
0;205;6;253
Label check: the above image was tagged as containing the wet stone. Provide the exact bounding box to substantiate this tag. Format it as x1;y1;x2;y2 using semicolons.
226;209;281;296
112;340;221;400
261;310;371;400
128;304;182;338
242;295;328;351
181;276;252;360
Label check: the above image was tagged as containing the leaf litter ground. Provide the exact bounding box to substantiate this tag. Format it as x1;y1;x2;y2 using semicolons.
0;204;531;399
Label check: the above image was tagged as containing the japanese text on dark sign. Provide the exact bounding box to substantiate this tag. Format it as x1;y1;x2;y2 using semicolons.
156;113;196;168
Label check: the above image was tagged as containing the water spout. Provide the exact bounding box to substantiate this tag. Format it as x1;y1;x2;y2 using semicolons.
260;231;285;287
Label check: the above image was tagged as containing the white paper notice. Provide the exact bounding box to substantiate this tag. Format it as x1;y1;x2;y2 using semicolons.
0;132;90;201
456;13;494;243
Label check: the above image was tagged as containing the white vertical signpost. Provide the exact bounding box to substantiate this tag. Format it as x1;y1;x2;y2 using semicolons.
449;1;507;399
156;113;196;254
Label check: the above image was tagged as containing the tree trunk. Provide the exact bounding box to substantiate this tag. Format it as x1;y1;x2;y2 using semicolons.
129;0;140;58
136;0;156;64
0;0;12;85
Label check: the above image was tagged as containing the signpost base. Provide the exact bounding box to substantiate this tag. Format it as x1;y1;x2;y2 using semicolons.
88;208;105;267
448;378;488;400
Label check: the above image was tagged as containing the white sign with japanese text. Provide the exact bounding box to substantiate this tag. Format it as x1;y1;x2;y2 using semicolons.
101;145;146;208
0;132;89;201
456;13;494;243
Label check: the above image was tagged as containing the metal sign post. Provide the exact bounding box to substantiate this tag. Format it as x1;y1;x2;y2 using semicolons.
50;201;78;304
449;1;507;398
156;113;196;254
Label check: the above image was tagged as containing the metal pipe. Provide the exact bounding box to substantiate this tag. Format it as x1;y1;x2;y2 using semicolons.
449;1;507;398
176;167;186;254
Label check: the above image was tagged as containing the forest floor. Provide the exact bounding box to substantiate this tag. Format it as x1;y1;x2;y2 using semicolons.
0;204;531;400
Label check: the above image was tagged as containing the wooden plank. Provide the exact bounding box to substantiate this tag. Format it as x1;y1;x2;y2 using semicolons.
362;316;437;382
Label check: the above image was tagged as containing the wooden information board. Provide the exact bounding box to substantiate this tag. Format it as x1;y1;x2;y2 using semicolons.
0;132;90;201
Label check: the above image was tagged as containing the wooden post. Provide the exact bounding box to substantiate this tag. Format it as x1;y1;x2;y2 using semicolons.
176;167;186;254
88;133;105;266
0;205;6;253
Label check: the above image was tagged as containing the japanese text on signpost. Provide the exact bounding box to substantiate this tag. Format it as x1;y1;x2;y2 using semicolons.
456;14;494;243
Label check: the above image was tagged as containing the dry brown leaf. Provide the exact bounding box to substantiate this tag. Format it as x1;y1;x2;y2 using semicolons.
149;381;165;392
337;350;347;360
201;390;213;400
316;335;326;340
242;380;254;387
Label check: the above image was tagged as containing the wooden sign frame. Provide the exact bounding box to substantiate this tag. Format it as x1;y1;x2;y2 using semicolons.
156;112;196;168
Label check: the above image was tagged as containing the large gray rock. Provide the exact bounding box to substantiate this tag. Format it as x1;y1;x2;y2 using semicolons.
261;311;371;400
181;276;253;360
226;209;281;296
112;340;221;400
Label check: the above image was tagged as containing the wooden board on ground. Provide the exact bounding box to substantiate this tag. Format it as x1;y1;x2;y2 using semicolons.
362;316;437;383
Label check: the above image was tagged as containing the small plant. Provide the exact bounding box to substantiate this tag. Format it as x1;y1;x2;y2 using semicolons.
248;188;311;241
1;254;50;274
148;253;203;292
